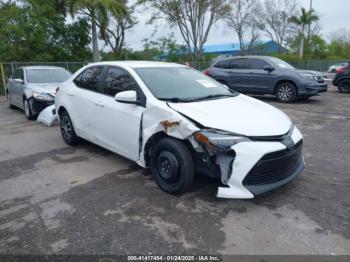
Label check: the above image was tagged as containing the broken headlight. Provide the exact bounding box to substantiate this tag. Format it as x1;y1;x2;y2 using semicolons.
194;130;250;152
32;91;54;102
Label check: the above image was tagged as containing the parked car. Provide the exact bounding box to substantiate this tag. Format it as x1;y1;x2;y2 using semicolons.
55;61;304;199
332;62;350;93
328;63;348;73
7;66;72;120
204;56;327;103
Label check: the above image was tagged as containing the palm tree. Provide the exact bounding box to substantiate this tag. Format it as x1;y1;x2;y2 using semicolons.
289;7;319;58
68;0;126;62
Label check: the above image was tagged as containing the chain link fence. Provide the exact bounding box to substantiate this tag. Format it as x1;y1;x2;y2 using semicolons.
187;60;349;72
1;59;349;95
0;62;88;95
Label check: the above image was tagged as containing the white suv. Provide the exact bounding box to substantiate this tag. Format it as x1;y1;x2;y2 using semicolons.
55;61;304;199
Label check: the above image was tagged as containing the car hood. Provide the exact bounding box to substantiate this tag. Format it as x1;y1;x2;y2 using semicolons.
168;94;292;137
297;69;325;76
26;83;60;95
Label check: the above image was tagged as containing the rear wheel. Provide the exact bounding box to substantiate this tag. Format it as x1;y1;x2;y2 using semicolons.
59;110;80;145
23;98;36;120
150;137;194;194
275;82;297;103
338;79;350;93
7;92;15;109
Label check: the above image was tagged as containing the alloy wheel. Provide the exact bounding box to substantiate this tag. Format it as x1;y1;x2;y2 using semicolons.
277;85;293;102
60;115;72;142
24;100;30;117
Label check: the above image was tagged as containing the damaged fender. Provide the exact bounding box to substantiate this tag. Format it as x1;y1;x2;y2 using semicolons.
137;105;200;167
37;105;57;127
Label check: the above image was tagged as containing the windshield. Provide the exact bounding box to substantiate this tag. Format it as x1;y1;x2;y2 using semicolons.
268;57;295;70
26;69;71;83
135;67;236;102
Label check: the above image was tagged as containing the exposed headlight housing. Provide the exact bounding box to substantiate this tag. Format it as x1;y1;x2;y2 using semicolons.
194;129;250;152
32;91;54;101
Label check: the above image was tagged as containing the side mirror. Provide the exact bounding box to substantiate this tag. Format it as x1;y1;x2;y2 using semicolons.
263;66;275;72
115;90;138;104
13;78;24;84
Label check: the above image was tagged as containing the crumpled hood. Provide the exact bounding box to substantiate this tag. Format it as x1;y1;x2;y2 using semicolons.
169;94;292;137
26;83;60;95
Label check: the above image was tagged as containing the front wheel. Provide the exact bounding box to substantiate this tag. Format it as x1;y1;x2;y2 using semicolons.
275;82;297;103
338;80;350;93
23;98;36;120
150;138;194;194
59;110;80;145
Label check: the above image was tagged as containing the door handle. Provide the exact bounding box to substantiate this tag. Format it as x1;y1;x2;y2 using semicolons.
67;93;74;97
95;101;104;108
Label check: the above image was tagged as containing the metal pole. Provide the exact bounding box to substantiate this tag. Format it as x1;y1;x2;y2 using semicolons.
0;64;7;96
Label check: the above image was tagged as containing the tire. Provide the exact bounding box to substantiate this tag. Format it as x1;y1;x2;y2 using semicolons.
338;79;350;93
275;82;297;103
59;110;80;145
23;98;36;120
7;92;15;109
150;137;194;194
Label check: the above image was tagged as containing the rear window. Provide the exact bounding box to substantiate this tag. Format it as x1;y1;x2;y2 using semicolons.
74;66;104;92
248;58;271;70
214;59;248;69
26;69;71;83
214;60;231;69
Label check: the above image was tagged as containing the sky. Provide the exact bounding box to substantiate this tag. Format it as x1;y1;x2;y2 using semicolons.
123;0;350;51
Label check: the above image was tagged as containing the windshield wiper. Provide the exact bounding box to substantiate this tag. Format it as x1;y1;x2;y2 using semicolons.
189;94;236;102
158;97;192;103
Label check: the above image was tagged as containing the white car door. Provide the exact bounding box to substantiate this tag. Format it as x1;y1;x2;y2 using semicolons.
92;66;146;161
68;66;106;141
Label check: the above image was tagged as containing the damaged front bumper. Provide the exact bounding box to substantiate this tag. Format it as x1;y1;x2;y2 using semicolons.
37;104;57;126
216;126;304;199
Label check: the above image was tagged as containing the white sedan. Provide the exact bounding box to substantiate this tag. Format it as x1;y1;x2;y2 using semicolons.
55;61;304;199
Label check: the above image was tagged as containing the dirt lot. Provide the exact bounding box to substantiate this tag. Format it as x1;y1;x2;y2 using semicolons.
0;87;349;256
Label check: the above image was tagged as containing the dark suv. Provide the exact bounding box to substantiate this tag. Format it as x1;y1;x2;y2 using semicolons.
205;56;327;103
332;62;350;93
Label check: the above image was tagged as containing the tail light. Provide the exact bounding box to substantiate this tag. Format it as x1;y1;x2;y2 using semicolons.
204;69;209;75
336;67;346;74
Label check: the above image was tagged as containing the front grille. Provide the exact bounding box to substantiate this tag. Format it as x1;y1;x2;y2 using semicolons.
243;141;303;185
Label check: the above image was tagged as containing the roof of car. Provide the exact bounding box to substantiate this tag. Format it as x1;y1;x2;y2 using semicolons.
20;65;67;70
91;61;187;69
216;55;273;61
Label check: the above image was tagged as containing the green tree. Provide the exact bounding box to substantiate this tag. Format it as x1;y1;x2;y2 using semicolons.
289;7;319;58
67;0;126;62
0;0;91;62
